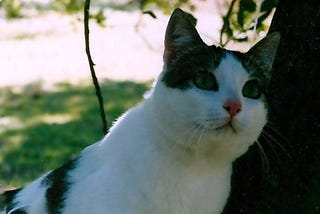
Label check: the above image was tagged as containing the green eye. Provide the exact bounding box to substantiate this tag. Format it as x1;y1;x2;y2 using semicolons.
193;72;218;91
242;79;263;99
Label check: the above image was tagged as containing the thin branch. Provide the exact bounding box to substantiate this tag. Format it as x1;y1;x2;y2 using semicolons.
84;0;108;134
219;0;237;47
134;10;157;51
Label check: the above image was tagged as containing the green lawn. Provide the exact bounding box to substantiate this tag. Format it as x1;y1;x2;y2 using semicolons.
0;80;150;189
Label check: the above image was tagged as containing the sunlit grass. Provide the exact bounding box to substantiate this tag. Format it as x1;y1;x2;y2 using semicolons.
0;80;150;188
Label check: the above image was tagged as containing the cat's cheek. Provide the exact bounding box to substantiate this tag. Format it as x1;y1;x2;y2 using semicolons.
234;105;266;136
248;113;267;138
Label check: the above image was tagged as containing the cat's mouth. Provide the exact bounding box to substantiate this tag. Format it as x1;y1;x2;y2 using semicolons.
198;119;238;134
215;121;237;133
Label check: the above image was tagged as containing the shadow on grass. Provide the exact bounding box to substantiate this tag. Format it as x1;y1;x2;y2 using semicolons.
0;80;150;188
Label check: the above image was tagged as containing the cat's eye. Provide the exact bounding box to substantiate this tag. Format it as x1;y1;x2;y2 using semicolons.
193;71;218;91
242;79;263;99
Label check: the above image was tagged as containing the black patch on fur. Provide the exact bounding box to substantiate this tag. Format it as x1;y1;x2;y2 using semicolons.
162;45;225;89
3;188;23;213
231;50;270;94
44;158;79;214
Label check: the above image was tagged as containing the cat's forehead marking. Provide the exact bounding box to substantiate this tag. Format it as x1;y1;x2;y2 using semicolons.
208;45;226;68
214;53;248;77
213;53;249;94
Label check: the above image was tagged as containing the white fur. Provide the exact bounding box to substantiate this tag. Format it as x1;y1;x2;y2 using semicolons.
6;54;267;214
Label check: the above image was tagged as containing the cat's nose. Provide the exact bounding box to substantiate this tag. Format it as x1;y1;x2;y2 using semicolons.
223;101;242;117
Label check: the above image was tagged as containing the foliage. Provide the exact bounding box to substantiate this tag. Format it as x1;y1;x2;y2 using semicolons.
53;0;83;13
220;0;278;46
2;0;23;18
0;0;105;25
0;80;149;188
53;0;107;27
91;9;106;26
0;0;277;45
138;0;198;14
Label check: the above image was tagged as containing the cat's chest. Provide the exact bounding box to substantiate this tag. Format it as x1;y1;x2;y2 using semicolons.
62;148;233;214
147;162;232;214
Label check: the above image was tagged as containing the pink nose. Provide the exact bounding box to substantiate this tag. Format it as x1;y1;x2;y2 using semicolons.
223;101;242;117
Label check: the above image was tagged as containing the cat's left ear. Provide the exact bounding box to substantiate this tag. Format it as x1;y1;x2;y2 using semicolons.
164;8;205;64
244;32;281;79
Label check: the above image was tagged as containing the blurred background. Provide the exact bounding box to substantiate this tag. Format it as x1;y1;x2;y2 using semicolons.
0;0;276;192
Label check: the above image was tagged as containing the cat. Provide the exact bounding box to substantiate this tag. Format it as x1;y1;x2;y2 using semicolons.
2;8;280;214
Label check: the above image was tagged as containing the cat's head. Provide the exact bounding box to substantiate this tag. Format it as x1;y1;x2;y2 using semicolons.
147;9;280;161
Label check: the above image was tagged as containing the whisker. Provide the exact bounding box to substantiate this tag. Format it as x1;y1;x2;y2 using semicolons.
255;139;270;177
172;122;206;150
180;123;199;137
195;125;207;159
261;131;285;152
261;130;292;160
259;132;282;161
186;123;203;148
264;123;288;143
160;123;201;153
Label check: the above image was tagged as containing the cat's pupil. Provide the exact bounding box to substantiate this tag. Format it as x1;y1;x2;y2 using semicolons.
242;79;263;99
193;71;219;91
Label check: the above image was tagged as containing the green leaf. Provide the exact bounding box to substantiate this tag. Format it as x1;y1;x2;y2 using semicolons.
240;0;257;12
94;9;106;27
238;0;256;28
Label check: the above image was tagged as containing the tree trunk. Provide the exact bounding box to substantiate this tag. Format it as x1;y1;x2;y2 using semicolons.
224;0;320;213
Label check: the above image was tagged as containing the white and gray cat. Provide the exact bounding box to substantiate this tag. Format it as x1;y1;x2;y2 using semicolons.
3;8;280;214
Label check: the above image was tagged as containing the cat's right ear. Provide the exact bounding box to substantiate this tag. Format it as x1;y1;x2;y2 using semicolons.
164;8;204;64
244;32;281;79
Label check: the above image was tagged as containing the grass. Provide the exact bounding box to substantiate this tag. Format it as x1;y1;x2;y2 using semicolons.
0;80;150;189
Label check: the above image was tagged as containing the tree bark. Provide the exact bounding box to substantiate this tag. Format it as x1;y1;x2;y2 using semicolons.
224;0;320;212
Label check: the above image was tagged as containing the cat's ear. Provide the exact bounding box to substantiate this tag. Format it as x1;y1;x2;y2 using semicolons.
244;32;281;78
164;8;204;64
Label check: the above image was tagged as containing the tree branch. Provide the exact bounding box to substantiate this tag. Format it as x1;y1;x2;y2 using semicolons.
84;0;108;134
220;0;237;47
